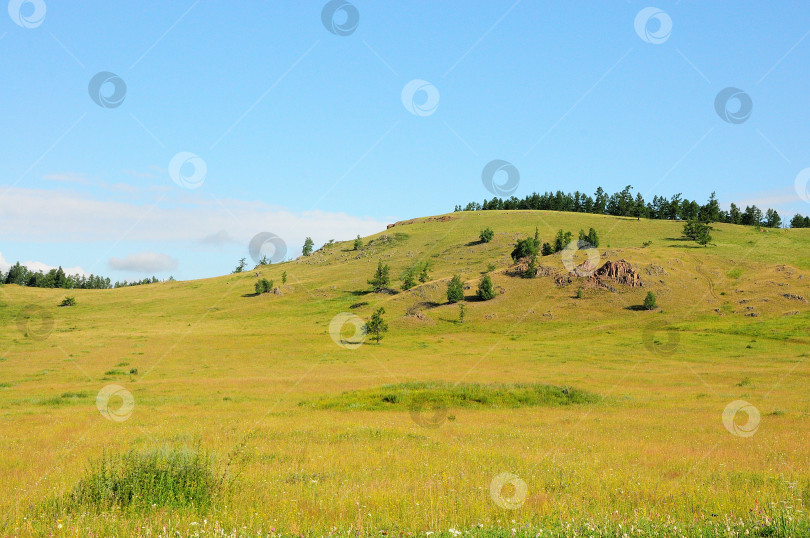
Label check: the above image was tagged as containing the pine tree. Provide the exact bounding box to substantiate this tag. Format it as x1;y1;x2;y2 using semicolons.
365;307;388;343
368;260;390;292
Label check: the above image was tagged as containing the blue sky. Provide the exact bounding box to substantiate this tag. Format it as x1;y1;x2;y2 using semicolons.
2;1;809;280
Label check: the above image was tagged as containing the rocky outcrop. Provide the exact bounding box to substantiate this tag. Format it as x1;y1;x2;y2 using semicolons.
589;260;643;287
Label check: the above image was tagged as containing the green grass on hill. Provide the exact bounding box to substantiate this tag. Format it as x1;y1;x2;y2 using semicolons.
1;210;809;536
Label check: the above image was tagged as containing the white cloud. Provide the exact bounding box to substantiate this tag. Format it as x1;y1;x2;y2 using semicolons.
0;251;87;276
108;251;178;273
0;187;390;252
199;229;239;247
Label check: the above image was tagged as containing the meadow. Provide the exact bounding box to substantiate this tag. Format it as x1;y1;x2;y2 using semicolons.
1;210;809;536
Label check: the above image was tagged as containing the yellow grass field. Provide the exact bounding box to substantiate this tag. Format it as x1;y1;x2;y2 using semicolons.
1;210;809;536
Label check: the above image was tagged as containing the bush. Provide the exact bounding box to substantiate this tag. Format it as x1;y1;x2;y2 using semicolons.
587;227;600;248
447;275;464;303
353;235;363;250
511;228;540;261
60;296;76;307
51;447;222;512
479;227;494;243
682;220;712;246
477;275;496;300
576;288;583;299
541;242;554;256
643;291;657;310
254;278;273;294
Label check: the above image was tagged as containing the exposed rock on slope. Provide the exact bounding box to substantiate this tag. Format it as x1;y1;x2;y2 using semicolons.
590;260;642;288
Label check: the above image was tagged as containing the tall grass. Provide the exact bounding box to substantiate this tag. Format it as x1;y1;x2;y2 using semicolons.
45;447;223;514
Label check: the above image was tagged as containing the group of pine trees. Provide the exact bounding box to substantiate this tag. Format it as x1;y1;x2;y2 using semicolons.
789;214;810;228
456;187;792;228
1;261;170;289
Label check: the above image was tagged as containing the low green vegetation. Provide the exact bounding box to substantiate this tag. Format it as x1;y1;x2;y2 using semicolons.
41;448;222;514
254;278;273;295
479;227;494;243
302;382;599;411
60;296;76;307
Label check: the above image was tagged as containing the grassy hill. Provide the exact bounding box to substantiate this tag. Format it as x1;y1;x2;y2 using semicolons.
1;210;809;536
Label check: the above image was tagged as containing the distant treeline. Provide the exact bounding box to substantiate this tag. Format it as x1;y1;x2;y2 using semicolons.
1;262;171;290
455;185;808;228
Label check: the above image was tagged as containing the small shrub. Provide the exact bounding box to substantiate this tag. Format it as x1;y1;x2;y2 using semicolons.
353;235;363;250
60;296;76;307
477;275;496;300
486;263;496;273
479;227;494;243
254;278;273;294
576;288;584;299
129;368;138;375
458;302;466;323
643;291;657;310
447;275;464;303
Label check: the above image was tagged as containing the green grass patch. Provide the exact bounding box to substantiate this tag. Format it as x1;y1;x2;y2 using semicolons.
301;382;599;411
726;267;743;279
43;447;223;514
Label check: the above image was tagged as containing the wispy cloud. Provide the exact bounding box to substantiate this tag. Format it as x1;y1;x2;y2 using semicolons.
0;187;389;251
108;251;178;273
199;229;239;247
0;251;88;276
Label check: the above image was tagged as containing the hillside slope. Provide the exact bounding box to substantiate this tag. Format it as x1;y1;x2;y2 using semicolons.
1;210;809;534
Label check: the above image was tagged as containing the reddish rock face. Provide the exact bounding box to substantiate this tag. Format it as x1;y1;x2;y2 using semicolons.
590;260;642;287
387;223;396;229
